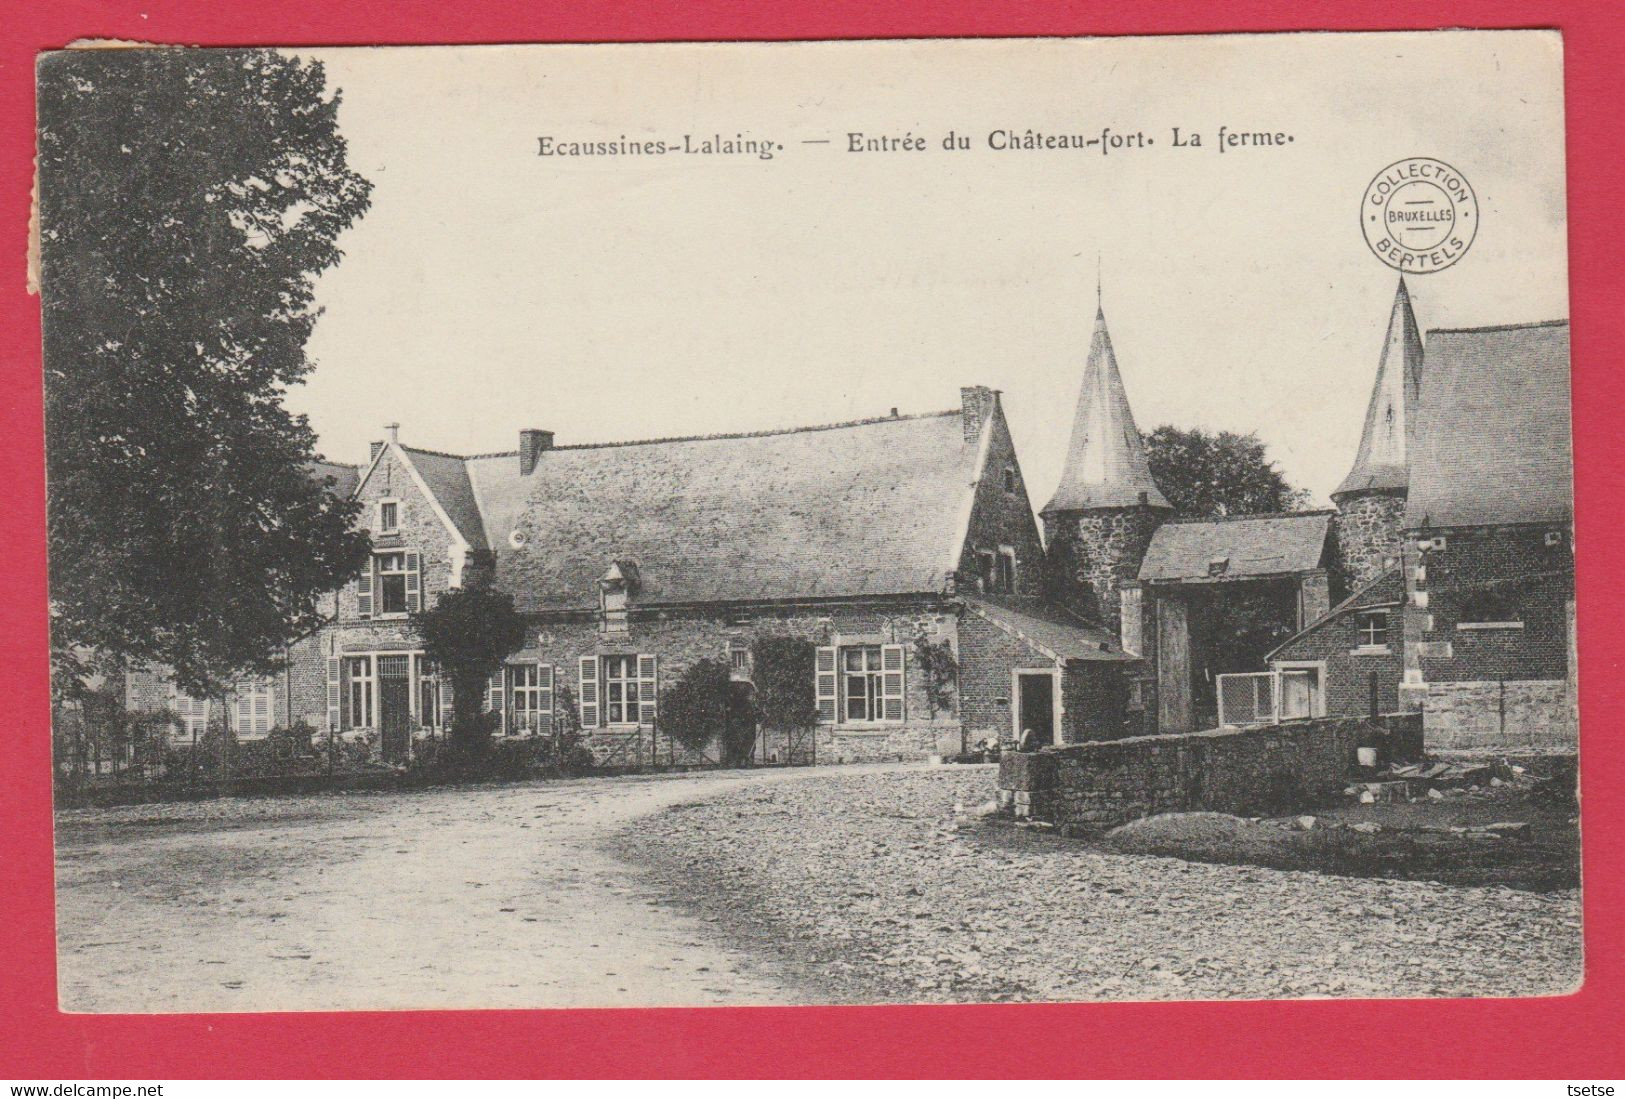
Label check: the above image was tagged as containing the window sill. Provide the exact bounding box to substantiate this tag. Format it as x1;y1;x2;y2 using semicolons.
1457;621;1525;631
1349;645;1392;656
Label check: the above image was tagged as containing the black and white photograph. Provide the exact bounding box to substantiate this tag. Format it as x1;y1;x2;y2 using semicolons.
38;32;1579;1014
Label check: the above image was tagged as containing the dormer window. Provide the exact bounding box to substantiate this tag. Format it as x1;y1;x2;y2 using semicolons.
1207;556;1230;578
378;499;400;534
598;559;639;635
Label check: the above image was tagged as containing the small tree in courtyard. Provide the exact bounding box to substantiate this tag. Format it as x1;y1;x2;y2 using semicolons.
659;660;755;766
751;636;820;738
411;565;526;758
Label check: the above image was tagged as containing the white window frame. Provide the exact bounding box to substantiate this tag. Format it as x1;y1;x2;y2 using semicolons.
170;686;211;740
996;546;1017;594
1353;609;1391;652
376;551;410;618
377;497;401;535
509;663;555;735
343;655;375;731
602;654;642;727
230;678;273;738
837;644;905;724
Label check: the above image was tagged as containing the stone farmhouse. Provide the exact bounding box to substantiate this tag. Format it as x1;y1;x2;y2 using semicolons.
126;279;1576;758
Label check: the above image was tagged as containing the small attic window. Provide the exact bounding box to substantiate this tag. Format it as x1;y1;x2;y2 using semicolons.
1207;556;1230;577
378;499;399;534
1002;467;1017;494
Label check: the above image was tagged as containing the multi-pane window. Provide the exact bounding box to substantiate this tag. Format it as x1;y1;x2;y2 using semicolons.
171;688;210;739
1357;611;1390;648
603;655;640;725
978;551;996;592
510;664;554;734
377;552;409;615
1003;467;1017;494
728;640;750;674
231;679;272;737
418;670;442;730
344;656;374;730
843;646;885;722
378;500;399;533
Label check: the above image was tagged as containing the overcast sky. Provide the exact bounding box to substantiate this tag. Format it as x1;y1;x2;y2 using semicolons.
292;32;1568;507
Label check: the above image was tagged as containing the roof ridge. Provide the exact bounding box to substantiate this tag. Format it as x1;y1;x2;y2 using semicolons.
545;409;959;452
1426;319;1569;335
1164;508;1335;525
402;409;961;463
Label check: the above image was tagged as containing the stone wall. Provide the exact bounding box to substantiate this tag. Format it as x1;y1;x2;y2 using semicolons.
997;717;1366;833
1042;505;1165;636
1422;679;1577;751
954;402;1047;599
1334;490;1406;589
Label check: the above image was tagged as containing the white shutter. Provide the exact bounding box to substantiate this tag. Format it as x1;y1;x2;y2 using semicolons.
579;656;600;728
439;676;455;729
815;646;838;724
485;672;505;735
233;689;251;735
357;556;374;618
405;551;422;613
880;644;906;722
638;654;658;726
326;658;341;732
537;664;555;735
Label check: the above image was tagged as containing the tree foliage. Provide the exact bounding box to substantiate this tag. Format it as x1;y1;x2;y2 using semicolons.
1144;426;1309;519
659;659;755;763
37;48;374;698
1143;425;1314;714
411;583;527;755
750;635;820;732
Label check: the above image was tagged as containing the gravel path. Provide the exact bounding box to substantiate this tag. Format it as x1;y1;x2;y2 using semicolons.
55;768;856;1012
621;764;1584;1003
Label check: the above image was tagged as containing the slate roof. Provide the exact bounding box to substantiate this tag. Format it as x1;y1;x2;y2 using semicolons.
1138;511;1334;583
307;459;361;500
964;594;1137;663
490;411;982;612
1265;566;1405;661
1042;306;1171;513
1334;277;1425;499
1405;321;1573;529
398;446;488;552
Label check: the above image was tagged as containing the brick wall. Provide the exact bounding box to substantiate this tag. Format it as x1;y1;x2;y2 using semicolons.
1421;680;1577;750
957;611;1045;748
1272;608;1406;718
997;717;1365;833
1405;523;1574;686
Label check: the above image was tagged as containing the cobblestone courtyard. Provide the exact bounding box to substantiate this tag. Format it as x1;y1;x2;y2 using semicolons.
55;764;1582;1011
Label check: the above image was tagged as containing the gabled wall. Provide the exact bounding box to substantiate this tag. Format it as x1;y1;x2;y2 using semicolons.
956;402;1046;598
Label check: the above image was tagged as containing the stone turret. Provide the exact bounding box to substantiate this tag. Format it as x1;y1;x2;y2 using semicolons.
1332;277;1425;587
1041;302;1171;634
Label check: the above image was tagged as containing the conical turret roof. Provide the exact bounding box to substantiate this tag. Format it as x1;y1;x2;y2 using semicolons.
1042;305;1170;514
1334;276;1425;499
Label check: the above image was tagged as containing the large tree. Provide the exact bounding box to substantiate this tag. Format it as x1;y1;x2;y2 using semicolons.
1143;426;1308;518
411;576;527;758
38;48;373;698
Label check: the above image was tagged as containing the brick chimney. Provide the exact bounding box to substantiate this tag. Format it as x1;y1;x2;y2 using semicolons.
960;386;997;443
519;428;555;475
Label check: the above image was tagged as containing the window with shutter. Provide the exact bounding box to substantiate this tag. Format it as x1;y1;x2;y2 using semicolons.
880;644;906;722
538;664;555;735
485;672;506;735
326;658;341;733
440;676;455;728
638;654;658;725
579;656;600;728
815;646;838;724
232;680;272;738
405;552;421;613
357;556;374;617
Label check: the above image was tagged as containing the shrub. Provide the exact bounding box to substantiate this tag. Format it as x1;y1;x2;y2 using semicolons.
751;635;819;733
411;573;527;757
660;659;734;753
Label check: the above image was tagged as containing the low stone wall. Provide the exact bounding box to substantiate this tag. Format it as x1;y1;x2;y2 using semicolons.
1422;680;1577;751
997;717;1367;834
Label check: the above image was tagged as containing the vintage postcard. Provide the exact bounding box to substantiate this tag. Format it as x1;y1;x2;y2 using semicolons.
38;32;1577;1013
